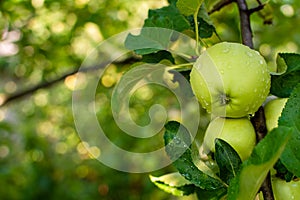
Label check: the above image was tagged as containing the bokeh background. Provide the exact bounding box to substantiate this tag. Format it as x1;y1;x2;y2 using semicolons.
1;0;300;199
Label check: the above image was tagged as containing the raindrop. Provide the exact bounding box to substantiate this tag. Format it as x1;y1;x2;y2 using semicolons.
222;48;230;53
189;165;195;170
254;88;257;93
260;60;264;64
246;52;253;57
220;70;224;74
173;137;181;145
183;173;192;180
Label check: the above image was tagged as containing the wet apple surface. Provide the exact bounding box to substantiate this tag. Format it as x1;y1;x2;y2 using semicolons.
190;42;271;118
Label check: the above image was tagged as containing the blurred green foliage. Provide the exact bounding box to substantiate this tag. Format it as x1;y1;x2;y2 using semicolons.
0;0;300;199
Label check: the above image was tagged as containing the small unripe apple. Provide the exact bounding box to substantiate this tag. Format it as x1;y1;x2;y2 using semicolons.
202;117;256;161
264;98;288;132
190;42;271;118
271;176;300;200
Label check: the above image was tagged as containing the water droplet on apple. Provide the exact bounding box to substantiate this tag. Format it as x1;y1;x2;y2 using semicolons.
173;137;181;145
220;70;224;74
260;60;264;64
254;88;257;93
222;48;230;53
246;52;253;57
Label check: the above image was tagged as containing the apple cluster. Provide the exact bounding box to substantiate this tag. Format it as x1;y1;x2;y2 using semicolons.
190;42;271;161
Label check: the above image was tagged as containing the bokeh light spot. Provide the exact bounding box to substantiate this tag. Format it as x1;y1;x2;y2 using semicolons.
0;145;9;158
280;4;294;17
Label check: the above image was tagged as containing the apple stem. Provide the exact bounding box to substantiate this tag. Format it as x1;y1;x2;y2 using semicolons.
220;93;230;105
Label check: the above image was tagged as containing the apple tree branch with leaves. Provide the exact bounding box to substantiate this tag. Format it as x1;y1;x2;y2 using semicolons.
123;0;300;199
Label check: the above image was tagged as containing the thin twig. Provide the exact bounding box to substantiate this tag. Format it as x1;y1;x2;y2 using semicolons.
208;0;235;15
0;57;139;107
248;4;265;14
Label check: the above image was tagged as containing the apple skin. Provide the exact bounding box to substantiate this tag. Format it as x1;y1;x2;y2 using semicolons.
202;117;256;161
271;176;300;200
190;42;271;118
264;98;288;132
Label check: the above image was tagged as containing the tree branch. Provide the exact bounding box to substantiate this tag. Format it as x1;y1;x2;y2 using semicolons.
235;0;275;198
0;57;139;107
248;4;265;14
251;107;275;200
236;0;254;48
208;0;235;15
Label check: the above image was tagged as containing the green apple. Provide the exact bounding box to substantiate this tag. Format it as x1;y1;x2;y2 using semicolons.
190;42;271;118
202;117;256;161
264;98;288;132
271;176;300;200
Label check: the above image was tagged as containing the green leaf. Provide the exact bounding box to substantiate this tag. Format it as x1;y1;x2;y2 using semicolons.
186;7;216;39
187;16;215;38
274;160;294;182
124;2;191;55
271;53;300;97
279;83;300;177
227;126;292;200
149;172;195;196
215;139;242;185
141;50;175;64
146;4;190;32
195;187;227;200
168;0;178;5
125;28;174;55
176;0;203;16
164;121;226;190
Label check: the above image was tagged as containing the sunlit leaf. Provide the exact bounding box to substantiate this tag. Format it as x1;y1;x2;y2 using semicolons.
215;138;242;185
176;0;203;16
279;83;300;177
149;172;195;196
125;28;174;55
227;126;292;200
147;4;190;32
271;53;300;97
164;121;226;190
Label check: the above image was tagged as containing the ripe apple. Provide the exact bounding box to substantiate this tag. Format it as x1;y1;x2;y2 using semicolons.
202;117;256;161
271;176;300;200
264;98;288;132
190;42;271;118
